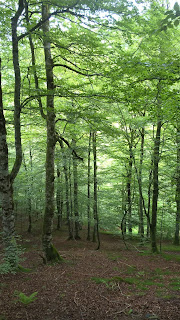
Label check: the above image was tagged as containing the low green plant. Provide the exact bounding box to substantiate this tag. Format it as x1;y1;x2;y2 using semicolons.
14;291;38;305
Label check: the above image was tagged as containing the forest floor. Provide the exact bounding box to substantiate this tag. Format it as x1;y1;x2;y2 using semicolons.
0;225;180;320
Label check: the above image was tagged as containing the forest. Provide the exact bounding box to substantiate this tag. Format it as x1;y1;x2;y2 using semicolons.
0;0;180;319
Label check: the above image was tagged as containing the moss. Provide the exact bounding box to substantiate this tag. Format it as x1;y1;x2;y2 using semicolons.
46;244;64;263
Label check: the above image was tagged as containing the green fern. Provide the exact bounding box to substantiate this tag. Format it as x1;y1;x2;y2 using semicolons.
14;291;38;305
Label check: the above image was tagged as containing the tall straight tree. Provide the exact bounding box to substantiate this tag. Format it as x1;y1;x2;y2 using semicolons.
150;82;162;253
174;124;180;245
41;3;62;262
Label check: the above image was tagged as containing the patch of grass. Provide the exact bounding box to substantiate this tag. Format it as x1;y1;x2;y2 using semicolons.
162;244;180;252
169;278;180;291
126;266;137;274
107;254;121;261
154;268;171;276
161;253;180;263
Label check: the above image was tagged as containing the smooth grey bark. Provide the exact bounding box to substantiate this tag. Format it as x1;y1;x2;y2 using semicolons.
174;125;180;245
87;132;92;241
41;4;62;262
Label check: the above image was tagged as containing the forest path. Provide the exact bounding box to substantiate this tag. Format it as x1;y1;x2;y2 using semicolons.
0;229;180;320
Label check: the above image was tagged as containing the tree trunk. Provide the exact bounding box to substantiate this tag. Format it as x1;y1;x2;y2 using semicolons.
92;132;100;249
10;0;24;183
59;140;73;239
138;127;145;240
0;58;17;268
72;140;81;240
87;132;92;241
151;120;161;253
56;167;63;230
127;146;133;237
174;125;180;245
41;4;62;262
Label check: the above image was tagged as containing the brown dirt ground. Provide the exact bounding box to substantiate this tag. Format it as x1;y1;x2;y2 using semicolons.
0;227;180;320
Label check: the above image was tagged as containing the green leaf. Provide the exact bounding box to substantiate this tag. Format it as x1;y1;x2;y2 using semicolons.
174;2;180;12
174;19;180;26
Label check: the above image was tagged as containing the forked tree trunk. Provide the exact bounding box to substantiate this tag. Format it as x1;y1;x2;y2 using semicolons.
174;125;180;245
0;0;24;269
0;58;17;267
41;4;62;262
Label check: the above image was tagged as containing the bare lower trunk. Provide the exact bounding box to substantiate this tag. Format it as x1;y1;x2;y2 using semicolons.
151;120;161;253
87;132;91;241
138;128;145;240
92;132;100;249
73;140;80;240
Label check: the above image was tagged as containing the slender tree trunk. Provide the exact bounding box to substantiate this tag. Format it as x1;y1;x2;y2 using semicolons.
174;125;180;245
92;132;100;249
41;4;62;262
138;127;145;240
22;151;32;233
72;140;81;240
59;140;73;239
151;120;161;253
69;159;74;235
10;1;24;183
127;147;133;237
56;167;63;230
24;0;46;120
87;132;92;241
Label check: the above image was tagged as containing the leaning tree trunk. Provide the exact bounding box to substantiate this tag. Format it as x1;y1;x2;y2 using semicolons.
174;125;180;245
41;4;62;262
150;119;161;253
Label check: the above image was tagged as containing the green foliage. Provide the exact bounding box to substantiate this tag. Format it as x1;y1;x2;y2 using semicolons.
14;291;38;305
